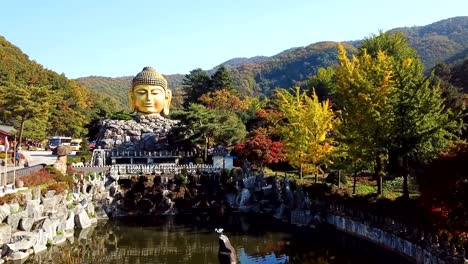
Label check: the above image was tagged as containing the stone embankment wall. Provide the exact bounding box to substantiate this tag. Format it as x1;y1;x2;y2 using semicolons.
326;214;468;264
0;179;108;263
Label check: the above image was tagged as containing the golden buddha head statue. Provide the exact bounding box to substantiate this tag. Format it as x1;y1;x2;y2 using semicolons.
128;66;172;116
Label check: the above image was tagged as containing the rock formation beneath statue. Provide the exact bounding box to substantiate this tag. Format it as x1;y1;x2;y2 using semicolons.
96;114;178;152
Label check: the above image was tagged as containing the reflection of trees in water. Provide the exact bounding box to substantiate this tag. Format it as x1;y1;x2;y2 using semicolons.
25;215;291;264
89;219;220;264
27;224;111;264
27;220;219;264
25;215;412;264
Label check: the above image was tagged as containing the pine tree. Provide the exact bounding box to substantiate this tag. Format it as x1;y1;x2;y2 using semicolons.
211;65;234;92
182;68;211;108
2;83;54;148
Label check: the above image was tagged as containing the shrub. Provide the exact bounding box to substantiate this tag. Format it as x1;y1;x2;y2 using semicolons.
46;182;69;194
302;183;333;200
21;169;55;187
110;112;133;120
174;171;188;184
53;173;75;190
67;150;92;165
325;171;348;186
45;165;63;175
0;194;17;205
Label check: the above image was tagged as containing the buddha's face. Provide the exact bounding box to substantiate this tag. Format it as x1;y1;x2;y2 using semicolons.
132;84;167;114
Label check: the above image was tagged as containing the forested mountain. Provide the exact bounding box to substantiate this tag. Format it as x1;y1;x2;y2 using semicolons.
75;74;185;109
0;36;120;140
390;16;467;68
225;16;467;96
77;16;467;103
220;56;271;69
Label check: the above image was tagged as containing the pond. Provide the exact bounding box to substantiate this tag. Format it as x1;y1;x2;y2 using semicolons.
25;214;412;264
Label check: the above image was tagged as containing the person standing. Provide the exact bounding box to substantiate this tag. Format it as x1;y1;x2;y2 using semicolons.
15;151;20;166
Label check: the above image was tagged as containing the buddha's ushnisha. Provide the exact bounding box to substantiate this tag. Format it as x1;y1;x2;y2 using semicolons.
128;66;172;115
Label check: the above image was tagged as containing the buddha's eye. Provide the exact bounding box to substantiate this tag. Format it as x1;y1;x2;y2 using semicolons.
136;90;147;94
151;90;162;95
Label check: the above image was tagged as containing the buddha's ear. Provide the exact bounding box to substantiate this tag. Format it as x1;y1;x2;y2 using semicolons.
128;90;135;113
163;90;172;116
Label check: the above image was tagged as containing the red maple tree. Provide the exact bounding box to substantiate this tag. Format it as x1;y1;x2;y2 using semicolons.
233;128;285;169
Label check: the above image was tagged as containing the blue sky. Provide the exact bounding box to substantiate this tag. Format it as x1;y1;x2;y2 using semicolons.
1;0;466;78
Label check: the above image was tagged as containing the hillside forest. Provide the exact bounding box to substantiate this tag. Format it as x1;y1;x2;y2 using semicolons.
0;15;468;237
0;15;468;259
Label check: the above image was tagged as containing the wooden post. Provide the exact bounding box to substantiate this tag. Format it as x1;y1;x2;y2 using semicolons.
3;149;6;186
12;134;17;188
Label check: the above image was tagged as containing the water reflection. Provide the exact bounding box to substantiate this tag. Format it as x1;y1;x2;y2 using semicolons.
24;215;412;264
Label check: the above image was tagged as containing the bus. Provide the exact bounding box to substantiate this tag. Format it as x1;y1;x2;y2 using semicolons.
46;136;72;151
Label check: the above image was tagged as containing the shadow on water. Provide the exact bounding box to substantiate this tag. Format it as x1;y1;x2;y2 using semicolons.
24;214;413;264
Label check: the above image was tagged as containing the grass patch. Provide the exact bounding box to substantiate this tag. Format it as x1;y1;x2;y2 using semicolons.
354;184;376;195
67;150;93;165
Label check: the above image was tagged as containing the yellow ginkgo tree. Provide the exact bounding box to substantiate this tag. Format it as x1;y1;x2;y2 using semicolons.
273;87;339;181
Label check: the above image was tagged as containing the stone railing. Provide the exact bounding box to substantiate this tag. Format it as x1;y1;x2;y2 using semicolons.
69;165;112;175
109;164;221;175
70;162;223;176
109;150;188;157
326;202;467;264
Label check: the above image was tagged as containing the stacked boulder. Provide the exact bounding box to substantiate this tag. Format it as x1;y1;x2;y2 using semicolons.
0;176;109;262
96;115;179;152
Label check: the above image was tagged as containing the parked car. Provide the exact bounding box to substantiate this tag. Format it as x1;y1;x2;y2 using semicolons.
70;139;82;151
70;141;80;151
88;141;96;151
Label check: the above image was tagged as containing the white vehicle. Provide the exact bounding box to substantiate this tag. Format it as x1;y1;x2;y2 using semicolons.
46;136;72;151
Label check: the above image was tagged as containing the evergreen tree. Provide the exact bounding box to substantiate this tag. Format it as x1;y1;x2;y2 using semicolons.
211;65;234;92
359;31;418;61
182;68;211;108
389;58;463;198
2;82;54;148
170;103;247;162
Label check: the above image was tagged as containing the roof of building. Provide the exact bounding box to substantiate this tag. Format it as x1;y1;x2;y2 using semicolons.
0;125;16;135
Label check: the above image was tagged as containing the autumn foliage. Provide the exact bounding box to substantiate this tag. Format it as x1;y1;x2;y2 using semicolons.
233;128;285;169
20;168;56;187
20;166;75;193
198;89;246;112
418;142;468;232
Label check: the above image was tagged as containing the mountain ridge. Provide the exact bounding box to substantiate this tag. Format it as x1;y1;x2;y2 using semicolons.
74;16;467;106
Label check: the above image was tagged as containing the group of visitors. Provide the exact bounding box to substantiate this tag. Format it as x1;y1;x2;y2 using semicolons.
0;150;30;168
14;151;31;167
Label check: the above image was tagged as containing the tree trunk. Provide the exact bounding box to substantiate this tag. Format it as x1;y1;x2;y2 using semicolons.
18;116;25;151
299;163;303;180
402;158;410;199
314;172;318;183
353;171;357;194
338;170;341;188
375;156;383;195
204;136;208;163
